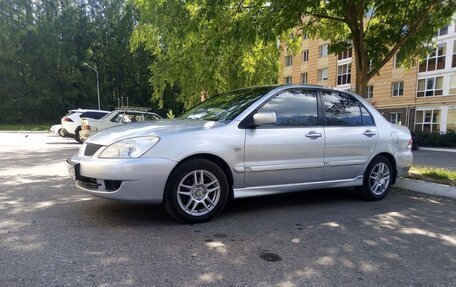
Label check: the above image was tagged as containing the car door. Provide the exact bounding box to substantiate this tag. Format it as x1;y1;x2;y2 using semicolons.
244;89;325;187
322;91;378;181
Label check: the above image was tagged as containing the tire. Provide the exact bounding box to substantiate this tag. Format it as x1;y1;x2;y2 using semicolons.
163;159;229;223
58;128;65;137
358;155;393;201
74;127;83;143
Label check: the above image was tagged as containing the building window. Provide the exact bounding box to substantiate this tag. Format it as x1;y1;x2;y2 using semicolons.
366;85;374;99
302;33;308;40
317;68;328;81
419;43;446;72
284;76;292;84
435;26;448;37
338;49;352;60
392;81;404;96
417;77;443;97
452;40;456;68
415;110;440;133
450;74;456;95
389;113;402;125
300;73;308;84
302;50;309;62
393;53;403;69
284;55;293;67
319;44;329;57
447;109;456;133
337;63;351;85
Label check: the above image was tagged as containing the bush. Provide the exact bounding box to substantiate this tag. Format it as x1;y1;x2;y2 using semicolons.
415;132;456;148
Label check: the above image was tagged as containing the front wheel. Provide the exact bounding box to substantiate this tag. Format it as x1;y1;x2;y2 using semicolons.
163;159;229;223
358;156;393;201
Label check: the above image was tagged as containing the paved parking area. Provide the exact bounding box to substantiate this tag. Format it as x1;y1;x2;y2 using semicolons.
0;132;455;286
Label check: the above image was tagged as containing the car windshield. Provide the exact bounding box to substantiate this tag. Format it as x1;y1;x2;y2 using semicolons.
179;86;275;122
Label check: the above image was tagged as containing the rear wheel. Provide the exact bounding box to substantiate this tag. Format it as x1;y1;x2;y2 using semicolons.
163;159;229;223
359;156;393;201
58;128;65;137
74;126;83;143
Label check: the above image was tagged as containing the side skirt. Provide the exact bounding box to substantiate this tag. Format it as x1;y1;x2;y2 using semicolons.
233;176;364;199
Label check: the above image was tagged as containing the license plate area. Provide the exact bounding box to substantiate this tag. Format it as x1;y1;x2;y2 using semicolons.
67;160;80;180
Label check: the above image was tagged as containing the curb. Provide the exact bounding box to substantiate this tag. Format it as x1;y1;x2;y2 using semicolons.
395;178;456;199
419;147;456;153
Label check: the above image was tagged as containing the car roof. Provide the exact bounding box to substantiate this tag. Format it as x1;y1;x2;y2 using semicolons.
69;109;110;113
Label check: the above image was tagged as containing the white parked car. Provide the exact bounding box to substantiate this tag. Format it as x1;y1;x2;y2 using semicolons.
49;124;63;136
79;109;161;142
61;109;110;143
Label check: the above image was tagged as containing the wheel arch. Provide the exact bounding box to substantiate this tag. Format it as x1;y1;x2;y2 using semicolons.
164;153;234;201
372;152;397;184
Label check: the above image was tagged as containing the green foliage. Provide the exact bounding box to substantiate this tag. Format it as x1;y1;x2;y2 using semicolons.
166;109;175;119
133;0;454;99
408;165;456;186
131;0;280;109
0;124;51;131
0;0;183;123
415;132;456;148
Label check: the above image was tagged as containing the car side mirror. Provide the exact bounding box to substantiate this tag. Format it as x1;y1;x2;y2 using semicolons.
253;112;277;126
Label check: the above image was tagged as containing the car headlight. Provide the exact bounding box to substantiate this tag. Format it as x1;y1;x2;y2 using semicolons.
99;136;160;158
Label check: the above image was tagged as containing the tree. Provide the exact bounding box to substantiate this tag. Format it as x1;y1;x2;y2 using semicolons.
130;0;279;108
0;0;179;124
133;0;454;99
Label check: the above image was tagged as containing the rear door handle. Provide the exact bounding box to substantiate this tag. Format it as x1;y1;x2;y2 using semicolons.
363;129;376;137
305;131;322;139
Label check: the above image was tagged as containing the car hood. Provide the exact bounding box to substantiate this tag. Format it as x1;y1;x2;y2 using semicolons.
86;119;226;145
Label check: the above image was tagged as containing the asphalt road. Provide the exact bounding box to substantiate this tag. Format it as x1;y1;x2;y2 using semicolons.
0;132;455;286
413;149;456;170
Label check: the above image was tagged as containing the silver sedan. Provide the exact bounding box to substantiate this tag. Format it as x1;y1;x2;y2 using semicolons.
68;85;413;223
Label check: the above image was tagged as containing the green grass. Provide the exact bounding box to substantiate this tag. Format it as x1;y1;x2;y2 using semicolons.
0;123;52;131
407;165;456;186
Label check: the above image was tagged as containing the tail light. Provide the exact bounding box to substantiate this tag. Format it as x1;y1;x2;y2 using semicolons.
407;139;413;149
63;117;73;122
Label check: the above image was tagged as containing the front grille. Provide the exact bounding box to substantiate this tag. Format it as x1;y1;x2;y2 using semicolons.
84;143;103;156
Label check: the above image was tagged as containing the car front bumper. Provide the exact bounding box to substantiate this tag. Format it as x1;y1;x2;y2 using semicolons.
68;153;177;203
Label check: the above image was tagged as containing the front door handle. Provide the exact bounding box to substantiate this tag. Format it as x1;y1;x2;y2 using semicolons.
363;129;376;137
305;131;322;139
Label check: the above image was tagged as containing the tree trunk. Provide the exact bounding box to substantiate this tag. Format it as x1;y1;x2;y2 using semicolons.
346;0;369;98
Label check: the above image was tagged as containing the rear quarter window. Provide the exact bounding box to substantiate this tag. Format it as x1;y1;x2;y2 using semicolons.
80;112;109;119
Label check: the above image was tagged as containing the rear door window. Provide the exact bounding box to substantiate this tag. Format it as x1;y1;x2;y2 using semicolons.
322;91;363;126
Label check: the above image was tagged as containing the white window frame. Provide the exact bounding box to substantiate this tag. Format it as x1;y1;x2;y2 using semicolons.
414;109;440;133
392;81;404;97
393;53;402;69
302;50;309;62
389;112;402;125
337;48;352;60
435;26;448;37
317;68;329;81
318;44;329;57
337;63;351;85
300;72;308;84
417;76;444;97
284;76;292;84
284;55;293;67
419;43;446;72
366;85;374;99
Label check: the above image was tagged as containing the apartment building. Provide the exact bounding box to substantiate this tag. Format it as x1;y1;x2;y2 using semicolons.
280;20;456;134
